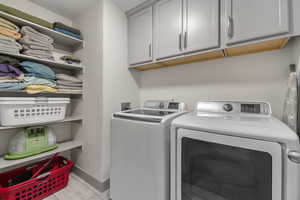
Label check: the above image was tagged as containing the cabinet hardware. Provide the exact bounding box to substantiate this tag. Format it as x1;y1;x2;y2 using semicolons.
179;33;182;51
288;151;300;163
227;16;234;39
149;43;152;58
184;31;187;49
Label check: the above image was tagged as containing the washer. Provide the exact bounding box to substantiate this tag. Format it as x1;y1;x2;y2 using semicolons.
170;101;300;200
111;100;187;200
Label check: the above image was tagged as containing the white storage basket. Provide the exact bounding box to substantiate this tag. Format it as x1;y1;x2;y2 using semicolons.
0;97;70;126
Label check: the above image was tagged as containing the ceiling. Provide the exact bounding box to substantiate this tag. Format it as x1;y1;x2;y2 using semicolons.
112;0;149;11
29;0;96;19
30;0;148;19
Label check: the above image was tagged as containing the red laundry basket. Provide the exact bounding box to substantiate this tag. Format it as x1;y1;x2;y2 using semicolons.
0;156;73;200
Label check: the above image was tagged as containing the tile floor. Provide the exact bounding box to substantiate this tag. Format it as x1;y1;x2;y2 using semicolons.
45;173;103;200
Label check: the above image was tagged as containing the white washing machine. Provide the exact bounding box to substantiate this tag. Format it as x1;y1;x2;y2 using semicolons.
170;101;300;200
111;100;186;200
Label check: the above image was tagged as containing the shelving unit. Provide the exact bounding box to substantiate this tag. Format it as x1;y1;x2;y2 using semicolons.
0;141;83;172
0;116;82;130
0;51;84;71
0;8;85;172
0;11;83;51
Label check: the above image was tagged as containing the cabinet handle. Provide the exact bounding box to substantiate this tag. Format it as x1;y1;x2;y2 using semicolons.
149;43;152;58
179;33;182;51
227;16;234;39
184;31;187;49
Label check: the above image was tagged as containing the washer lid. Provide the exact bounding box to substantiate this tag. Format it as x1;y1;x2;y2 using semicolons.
172;112;300;148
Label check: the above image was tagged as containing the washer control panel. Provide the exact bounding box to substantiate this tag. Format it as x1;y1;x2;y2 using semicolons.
197;101;271;115
144;100;186;111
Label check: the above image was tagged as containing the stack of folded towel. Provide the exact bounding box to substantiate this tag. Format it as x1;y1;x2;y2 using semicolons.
20;61;57;94
0;56;25;90
19;26;55;60
53;22;82;39
0;17;22;54
56;74;82;92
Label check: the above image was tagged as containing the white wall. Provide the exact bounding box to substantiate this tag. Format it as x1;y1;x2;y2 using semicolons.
0;0;73;25
140;46;293;119
101;0;140;182
73;0;103;180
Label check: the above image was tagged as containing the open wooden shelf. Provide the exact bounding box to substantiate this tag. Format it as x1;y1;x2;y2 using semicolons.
0;51;84;71
0;116;82;130
0;11;83;51
0;141;83;172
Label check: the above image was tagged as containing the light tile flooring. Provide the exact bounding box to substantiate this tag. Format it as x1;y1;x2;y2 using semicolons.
45;173;103;200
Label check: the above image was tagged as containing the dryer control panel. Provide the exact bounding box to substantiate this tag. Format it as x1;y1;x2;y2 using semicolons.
196;101;271;115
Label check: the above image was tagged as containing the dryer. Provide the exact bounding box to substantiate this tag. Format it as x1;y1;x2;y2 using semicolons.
170;101;300;200
111;100;186;200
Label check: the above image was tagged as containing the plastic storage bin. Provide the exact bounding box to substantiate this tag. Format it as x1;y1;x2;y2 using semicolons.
0;97;70;126
0;156;73;200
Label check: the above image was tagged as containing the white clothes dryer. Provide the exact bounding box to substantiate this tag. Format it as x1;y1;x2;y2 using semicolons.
170;101;300;200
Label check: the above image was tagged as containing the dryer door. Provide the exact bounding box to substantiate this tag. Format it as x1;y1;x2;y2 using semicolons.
176;129;282;200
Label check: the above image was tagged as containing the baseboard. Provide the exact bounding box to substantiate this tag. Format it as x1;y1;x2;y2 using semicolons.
72;165;110;194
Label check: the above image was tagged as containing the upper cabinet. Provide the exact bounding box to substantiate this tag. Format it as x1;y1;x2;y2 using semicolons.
155;0;183;60
225;0;289;45
155;0;220;60
183;0;220;53
128;7;153;65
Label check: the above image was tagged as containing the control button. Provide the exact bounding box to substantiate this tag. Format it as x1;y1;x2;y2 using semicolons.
223;104;233;112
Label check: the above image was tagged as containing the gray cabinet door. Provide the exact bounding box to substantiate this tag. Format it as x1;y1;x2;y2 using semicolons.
155;0;183;60
226;0;289;45
183;0;219;53
128;7;153;65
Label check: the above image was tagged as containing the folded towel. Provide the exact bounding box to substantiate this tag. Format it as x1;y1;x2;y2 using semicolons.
0;42;22;50
0;47;20;54
53;22;81;35
21;26;54;44
23;44;53;51
57;80;82;87
0;55;20;67
19;36;54;48
56;74;82;83
0;64;23;77
0;17;19;32
53;27;82;39
0;34;16;43
0;3;53;29
25;85;57;94
0;82;26;90
24;76;56;87
22;49;54;60
57;89;82;92
0;27;21;40
20;61;55;80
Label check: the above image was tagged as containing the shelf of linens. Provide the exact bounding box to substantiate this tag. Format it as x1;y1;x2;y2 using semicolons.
0;140;83;172
0;116;82;130
0;11;83;51
0;90;83;95
0;51;84;71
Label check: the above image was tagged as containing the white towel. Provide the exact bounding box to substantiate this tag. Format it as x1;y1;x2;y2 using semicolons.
21;26;54;44
283;72;298;132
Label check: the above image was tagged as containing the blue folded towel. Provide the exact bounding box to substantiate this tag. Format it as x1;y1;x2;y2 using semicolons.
0;82;26;90
54;27;82;39
20;61;56;80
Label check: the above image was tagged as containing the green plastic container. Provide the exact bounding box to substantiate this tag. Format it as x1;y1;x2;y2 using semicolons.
5;127;58;160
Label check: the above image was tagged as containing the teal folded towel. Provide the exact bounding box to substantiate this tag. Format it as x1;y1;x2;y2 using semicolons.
20;61;55;80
